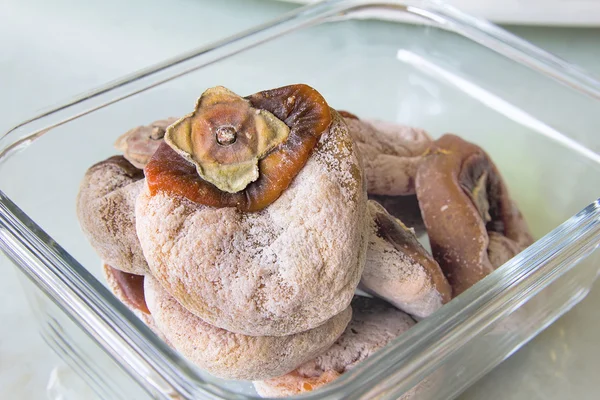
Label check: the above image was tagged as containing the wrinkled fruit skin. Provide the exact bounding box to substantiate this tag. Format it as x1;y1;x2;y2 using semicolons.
344;117;432;196
76;156;148;275
360;201;451;319
144;275;352;380
253;296;416;398
145;84;332;212
415;134;533;296
136;110;367;336
114;118;178;169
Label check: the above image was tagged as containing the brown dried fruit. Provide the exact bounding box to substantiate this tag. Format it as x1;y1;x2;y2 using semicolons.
145;276;352;380
361;201;451;318
415;134;533;296
344;116;432;196
137;110;366;337
76;156;148;275
145;84;332;212
368;194;426;236
165;87;290;193
253;296;416;398
102;264;171;343
114;118;178;169
105;265;149;314
487;231;523;268
337;110;359;120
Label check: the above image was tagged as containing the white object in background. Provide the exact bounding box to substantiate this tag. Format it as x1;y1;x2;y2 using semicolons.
46;364;99;400
446;0;600;26
275;0;600;26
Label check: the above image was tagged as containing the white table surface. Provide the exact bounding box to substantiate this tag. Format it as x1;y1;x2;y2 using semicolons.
1;1;599;399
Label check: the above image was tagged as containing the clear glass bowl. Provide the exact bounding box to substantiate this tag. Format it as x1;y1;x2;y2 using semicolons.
1;0;600;399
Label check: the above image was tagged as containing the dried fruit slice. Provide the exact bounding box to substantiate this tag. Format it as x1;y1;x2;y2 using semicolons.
415;134;533;295
361;201;451;319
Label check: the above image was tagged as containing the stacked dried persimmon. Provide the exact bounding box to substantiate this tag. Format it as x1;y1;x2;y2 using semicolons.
76;84;532;397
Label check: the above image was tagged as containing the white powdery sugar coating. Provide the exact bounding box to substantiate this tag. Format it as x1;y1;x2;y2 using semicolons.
301;296;415;374
360;202;444;319
253;296;417;398
135;112;367;336
345;118;432;196
76;158;148;275
145;276;352;381
313;114;363;203
114;117;179;169
365;119;432;156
